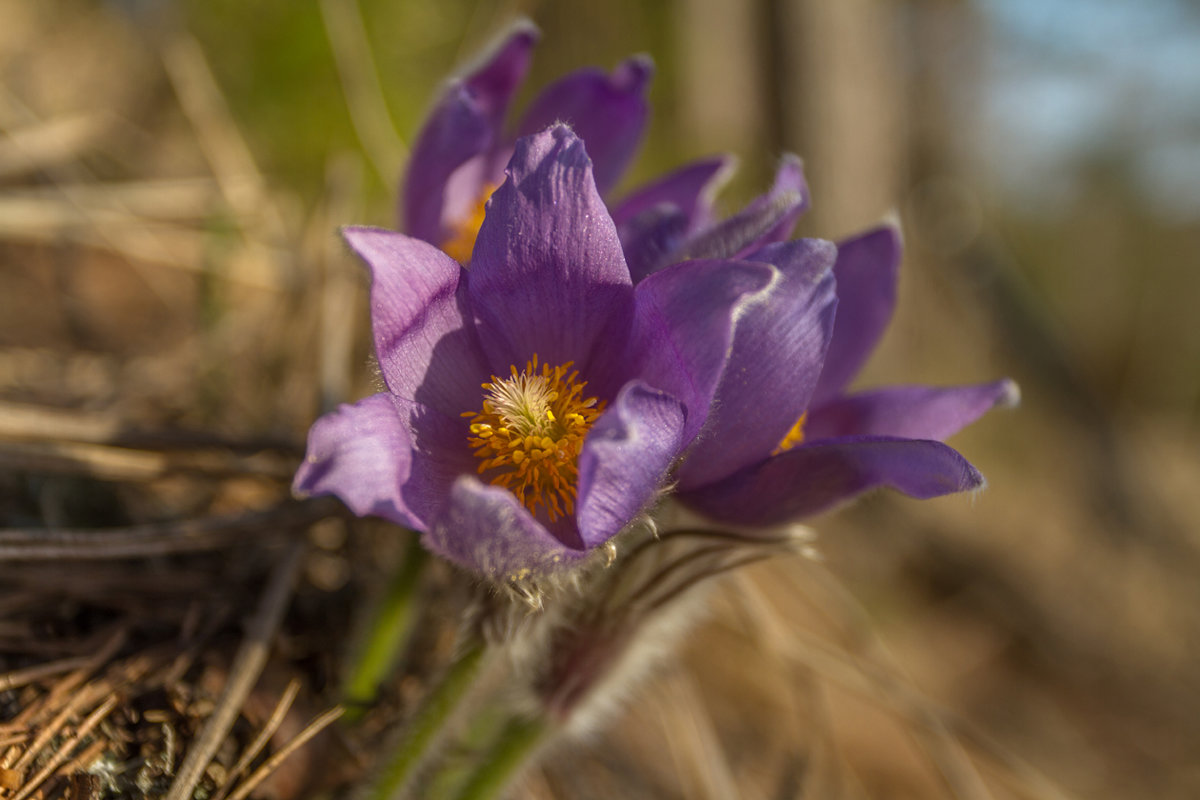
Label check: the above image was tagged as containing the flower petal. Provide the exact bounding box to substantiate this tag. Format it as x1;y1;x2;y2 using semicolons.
674;154;809;262
676;238;838;489
342;226;489;415
515;56;653;194
612;155;735;281
576;381;686;548
618;205;689;283
811;223;902;404
400;22;539;243
293;393;422;529
469;126;634;374
610;155;734;232
623;257;780;444
394;398;478;524
679;436;984;526
806;380;1020;442
425;476;590;579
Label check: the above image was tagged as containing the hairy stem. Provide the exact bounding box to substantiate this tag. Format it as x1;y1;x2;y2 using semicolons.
450;714;549;800
365;638;489;800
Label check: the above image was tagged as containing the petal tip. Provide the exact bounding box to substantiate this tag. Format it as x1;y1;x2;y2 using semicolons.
965;462;987;493
996;378;1021;409
779;152;804;170
340;225;394;260
504;16;542;46
775;153;806;186
879;208;903;233
615;54;655;91
469;17;541;72
881;214;907;244
508;123;591;178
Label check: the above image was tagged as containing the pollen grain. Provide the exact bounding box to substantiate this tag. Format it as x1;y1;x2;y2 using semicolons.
464;355;604;522
773;412;808;455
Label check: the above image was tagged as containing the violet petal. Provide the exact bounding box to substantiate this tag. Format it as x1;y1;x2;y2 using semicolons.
393;398;479;525
425;477;590;579
342;226;489;415
576;381;686;548
610;154;733;231
400;22;539;243
624;257;780;444
807;380;1020;442
811;223;902;404
619;205;690;283
294;393;423;530
674;154;810;263
469;126;634;375
515;56;653;195
680;436;984;526
676;238;839;490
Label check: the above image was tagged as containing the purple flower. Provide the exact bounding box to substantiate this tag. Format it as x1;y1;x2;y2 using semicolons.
296;127;779;579
610;153;811;282
402;21;652;264
676;223;1018;526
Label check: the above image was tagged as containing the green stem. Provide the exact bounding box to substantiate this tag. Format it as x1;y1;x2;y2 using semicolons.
450;714;549;800
365;638;489;800
341;535;430;721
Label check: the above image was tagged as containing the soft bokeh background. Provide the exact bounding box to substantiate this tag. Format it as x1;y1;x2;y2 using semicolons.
2;0;1199;797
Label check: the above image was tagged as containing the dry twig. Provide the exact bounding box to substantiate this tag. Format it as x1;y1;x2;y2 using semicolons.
163;540;308;800
0;497;340;560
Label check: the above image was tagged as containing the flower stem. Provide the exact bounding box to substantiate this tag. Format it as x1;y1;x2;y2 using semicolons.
342;534;430;721
449;714;549;800
365;637;489;800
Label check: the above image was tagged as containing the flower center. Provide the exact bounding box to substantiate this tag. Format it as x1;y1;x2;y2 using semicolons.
441;184;497;264
464;355;604;522
773;412;807;455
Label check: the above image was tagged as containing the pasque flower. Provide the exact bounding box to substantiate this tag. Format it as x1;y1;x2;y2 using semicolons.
296;126;780;579
676;223;1018;525
403;20;812;277
403;21;651;263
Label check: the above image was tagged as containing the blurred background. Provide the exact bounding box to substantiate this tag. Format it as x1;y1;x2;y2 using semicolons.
2;0;1198;798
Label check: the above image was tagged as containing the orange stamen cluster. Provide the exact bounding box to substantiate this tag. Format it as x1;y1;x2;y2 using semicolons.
464;355;605;522
441;183;497;264
773;412;808;455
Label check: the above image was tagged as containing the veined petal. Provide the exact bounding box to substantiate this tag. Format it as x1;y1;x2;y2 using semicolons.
576;381;686;548
426;477;590;579
747;154;810;246
618;205;689;284
674;154;809;263
613;156;734;282
806;380;1020;442
393;398;478;525
811;223;902;404
401;22;539;243
469;126;634;374
457;21;540;121
676;238;838;490
515;56;654;195
679;436;984;526
293;393;422;529
624;257;779;444
342;227;489;415
610;155;733;231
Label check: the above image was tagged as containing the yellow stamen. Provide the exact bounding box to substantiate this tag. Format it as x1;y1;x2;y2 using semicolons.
462;355;605;522
773;412;808;455
441;183;498;264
